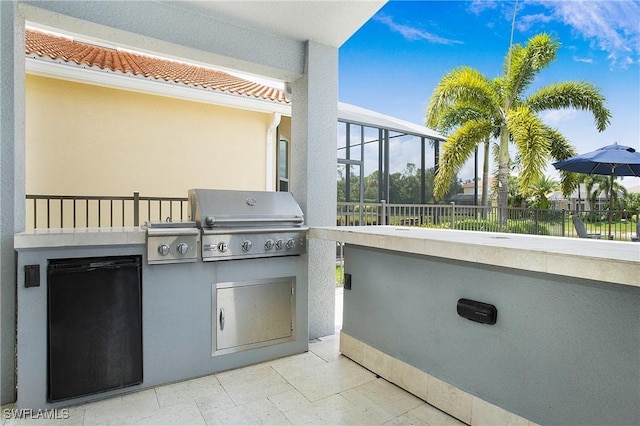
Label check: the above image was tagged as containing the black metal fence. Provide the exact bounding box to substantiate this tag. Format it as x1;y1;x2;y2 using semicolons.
337;201;640;241
26;192;188;229
24;194;639;241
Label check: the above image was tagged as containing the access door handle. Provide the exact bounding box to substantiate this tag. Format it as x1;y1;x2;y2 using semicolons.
219;308;225;330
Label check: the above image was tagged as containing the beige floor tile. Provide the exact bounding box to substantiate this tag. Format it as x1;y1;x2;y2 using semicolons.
426;376;472;424
154;374;233;411
130;401;205;425
269;351;327;372
383;413;429;426
267;389;312;414
1;403;14;426
406;403;466;426
202;398;291;425
309;334;342;362
341;378;425;423
283;394;381;425
216;364;294;406
277;356;377;402
82;389;159;425
471;397;529;426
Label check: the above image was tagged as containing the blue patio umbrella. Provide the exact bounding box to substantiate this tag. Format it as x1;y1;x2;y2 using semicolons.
553;143;640;238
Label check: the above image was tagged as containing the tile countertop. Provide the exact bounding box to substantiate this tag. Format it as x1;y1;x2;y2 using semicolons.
14;227;146;249
310;226;640;288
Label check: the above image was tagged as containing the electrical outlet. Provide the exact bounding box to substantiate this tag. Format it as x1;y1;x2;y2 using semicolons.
344;273;352;290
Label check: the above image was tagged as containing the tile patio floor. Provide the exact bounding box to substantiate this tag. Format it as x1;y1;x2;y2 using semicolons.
2;289;462;425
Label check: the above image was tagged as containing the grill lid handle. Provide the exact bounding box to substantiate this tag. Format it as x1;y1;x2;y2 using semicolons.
204;216;304;226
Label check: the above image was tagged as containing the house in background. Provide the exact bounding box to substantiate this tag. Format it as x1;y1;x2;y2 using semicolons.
25;28;292;198
450;178;495;205
549;183;622;211
24;28;444;228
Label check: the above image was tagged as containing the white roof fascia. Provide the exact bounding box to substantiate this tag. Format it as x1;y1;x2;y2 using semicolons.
338;102;445;141
26;56;292;116
26;57;444;140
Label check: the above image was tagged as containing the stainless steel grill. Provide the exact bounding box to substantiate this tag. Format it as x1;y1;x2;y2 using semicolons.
188;189;308;261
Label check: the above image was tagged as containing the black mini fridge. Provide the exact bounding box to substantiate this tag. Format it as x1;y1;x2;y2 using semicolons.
47;256;143;402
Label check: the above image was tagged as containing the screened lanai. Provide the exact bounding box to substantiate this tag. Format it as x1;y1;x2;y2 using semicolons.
337;102;445;204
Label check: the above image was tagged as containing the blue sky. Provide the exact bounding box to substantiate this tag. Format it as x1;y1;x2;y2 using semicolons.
339;0;640;189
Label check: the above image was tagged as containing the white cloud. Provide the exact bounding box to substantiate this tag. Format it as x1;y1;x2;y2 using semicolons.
532;0;640;68
516;13;553;32
573;56;593;64
373;14;463;45
539;109;577;124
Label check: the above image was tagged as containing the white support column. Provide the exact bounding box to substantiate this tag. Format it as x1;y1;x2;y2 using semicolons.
291;41;338;339
0;1;26;404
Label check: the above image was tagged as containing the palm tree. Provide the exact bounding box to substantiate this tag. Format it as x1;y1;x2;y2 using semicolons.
583;175;605;211
426;33;611;226
527;175;558;209
426;99;496;207
598;175;627;210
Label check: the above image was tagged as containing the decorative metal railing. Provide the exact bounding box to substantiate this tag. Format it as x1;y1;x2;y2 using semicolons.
337;201;639;241
24;194;638;241
26;192;188;229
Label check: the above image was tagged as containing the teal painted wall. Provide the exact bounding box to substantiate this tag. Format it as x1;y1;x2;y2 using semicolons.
343;245;640;425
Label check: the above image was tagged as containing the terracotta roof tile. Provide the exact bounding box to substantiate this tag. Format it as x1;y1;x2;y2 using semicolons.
25;29;290;104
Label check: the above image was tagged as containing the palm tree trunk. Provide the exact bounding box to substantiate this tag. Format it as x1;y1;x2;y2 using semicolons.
497;128;510;228
481;138;490;208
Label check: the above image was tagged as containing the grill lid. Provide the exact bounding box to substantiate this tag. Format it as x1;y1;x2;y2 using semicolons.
188;189;304;228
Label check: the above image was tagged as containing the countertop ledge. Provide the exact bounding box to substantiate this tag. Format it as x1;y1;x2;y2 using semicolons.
14;227;146;249
310;226;640;288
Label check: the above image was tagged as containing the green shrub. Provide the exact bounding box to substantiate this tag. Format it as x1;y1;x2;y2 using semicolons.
449;219;550;235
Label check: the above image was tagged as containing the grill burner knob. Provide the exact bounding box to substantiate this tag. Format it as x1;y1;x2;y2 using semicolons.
157;244;170;256
177;243;189;255
286;238;295;249
275;239;284;250
242;240;252;252
217;242;228;253
265;239;274;250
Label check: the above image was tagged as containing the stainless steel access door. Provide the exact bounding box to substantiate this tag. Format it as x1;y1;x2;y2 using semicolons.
212;277;295;356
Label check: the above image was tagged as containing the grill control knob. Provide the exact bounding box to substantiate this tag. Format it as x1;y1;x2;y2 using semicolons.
286;238;295;249
275;239;284;250
265;239;274;250
177;243;189;255
242;240;252;252
217;241;228;253
157;244;170;256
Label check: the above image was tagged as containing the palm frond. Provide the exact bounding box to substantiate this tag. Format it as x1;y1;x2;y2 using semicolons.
544;127;579;196
504;33;559;103
433;103;493;133
525;81;611;131
507;106;550;193
434;120;492;199
426;66;500;128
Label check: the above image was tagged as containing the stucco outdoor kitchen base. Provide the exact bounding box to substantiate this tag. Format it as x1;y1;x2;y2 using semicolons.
339;332;535;426
14;228;309;410
311;226;640;426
